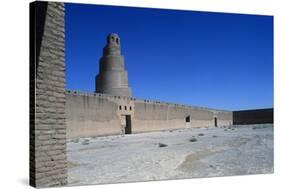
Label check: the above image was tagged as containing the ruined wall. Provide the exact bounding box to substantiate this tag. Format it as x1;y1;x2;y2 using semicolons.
30;2;67;187
189;108;214;128
217;111;233;126
233;108;273;125
66;91;121;138
133;101;232;132
133;101;186;132
66;91;233;138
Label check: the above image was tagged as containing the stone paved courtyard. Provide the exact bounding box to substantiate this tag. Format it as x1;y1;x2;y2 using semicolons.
67;124;273;186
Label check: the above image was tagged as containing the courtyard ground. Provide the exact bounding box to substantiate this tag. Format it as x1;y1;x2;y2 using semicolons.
67;124;273;186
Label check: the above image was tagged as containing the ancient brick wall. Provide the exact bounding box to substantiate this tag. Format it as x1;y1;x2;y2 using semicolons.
133;101;188;132
30;1;67;187
233;108;273;125
133;101;232;131
66;91;233;138
66;91;121;138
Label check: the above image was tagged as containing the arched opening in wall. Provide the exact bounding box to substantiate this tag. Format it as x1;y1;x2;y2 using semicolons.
129;106;132;110
185;116;191;127
214;117;218;127
119;105;122;110
124;106;127;110
185;116;190;122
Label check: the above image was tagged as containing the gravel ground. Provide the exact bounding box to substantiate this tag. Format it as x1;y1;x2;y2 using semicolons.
67;124;273;186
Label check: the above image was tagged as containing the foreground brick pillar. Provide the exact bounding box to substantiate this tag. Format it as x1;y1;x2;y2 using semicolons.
30;1;67;187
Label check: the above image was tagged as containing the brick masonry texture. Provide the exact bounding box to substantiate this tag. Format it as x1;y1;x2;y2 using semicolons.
66;91;233;138
30;1;67;188
29;1;273;187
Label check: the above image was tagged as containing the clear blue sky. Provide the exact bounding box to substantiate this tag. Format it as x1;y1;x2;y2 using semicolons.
65;3;273;111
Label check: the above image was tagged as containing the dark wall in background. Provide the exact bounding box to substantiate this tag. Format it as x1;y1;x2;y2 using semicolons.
233;108;273;125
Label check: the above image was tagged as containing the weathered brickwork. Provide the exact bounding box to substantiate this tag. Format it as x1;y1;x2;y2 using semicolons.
30;1;67;187
66;90;233;138
29;2;272;187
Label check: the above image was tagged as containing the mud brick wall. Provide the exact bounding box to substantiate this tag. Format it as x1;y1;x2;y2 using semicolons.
133;101;232;131
66;91;233;138
30;1;67;187
233;108;273;125
66;91;121;138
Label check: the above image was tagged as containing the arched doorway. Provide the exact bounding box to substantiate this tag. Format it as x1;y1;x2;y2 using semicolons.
185;115;191;127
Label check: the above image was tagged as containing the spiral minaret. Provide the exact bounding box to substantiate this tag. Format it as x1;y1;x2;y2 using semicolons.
95;33;132;97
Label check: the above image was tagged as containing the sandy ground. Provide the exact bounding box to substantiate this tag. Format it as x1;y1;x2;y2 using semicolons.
67;124;273;186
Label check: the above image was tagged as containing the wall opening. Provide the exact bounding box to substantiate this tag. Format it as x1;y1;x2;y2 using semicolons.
185;115;191;127
214;117;217;127
121;115;132;134
185;116;190;122
125;115;132;134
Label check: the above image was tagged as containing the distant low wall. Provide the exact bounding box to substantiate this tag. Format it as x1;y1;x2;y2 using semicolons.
133;101;232;132
66;91;272;138
66;91;233;138
233;108;273;125
133;102;188;133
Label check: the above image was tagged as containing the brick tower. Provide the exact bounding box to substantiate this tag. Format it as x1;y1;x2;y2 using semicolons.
95;33;132;97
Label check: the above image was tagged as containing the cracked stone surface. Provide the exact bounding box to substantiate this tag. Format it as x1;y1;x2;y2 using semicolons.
67;124;273;186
